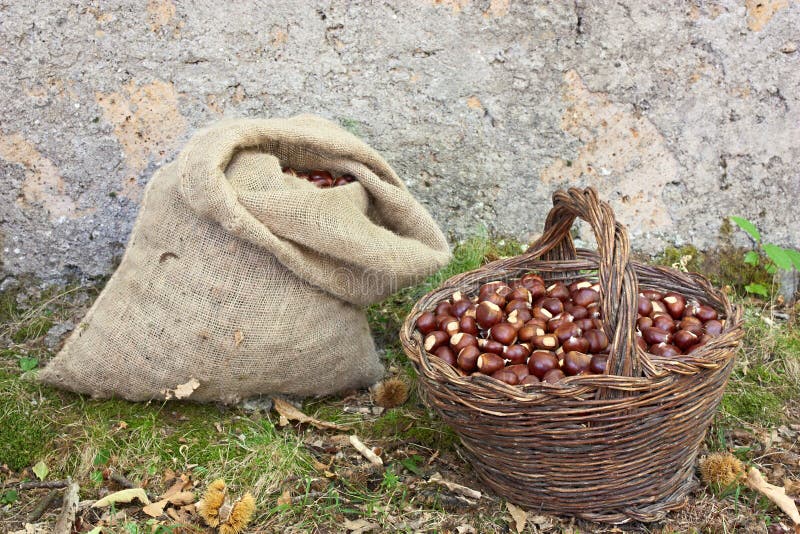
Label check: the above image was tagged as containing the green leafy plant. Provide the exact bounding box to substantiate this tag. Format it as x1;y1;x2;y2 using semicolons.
730;216;800;297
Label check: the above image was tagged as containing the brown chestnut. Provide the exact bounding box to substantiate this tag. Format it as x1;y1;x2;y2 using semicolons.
424;330;450;352
457;345;481;372
531;334;559;350
540;297;564;315
586;303;602;319
528;350;559;378
572;287;600;307
650;300;667;316
531;306;554;321
638;294;653;316
476;301;504;329
637;316;654;331
450;332;478;352
652;314;677;333
649;343;681;357
636;335;648;351
662;292;686;319
695;305;718;322
520;374;541;385
584;329;609;352
504;344;531;364
704;319;724;336
433;346;456;366
505;363;530;381
562;350;591;376
451;299;472;318
679;316;703;336
554;322;581;343
574;318;596;332
507;308;532;325
589;354;608;374
520;273;544;288
505;299;529;313
547;282;571;301
491;369;520;385
436;314;458;330
508;287;532;304
309;170;333;182
477;353;505;374
641;289;663;301
547;313;575;333
672;329;699;351
478;338;505;355
565;303;589;320
490;322;517;345
569;279;592;292
518;324;544;342
459;315;479;335
481;291;506;308
642;327;671;345
542;368;566;383
562;336;590;353
333;177;350;187
416;311;437;335
479;281;504;299
435;301;453;317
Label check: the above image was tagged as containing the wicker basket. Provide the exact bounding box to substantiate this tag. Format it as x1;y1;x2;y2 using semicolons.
400;188;743;523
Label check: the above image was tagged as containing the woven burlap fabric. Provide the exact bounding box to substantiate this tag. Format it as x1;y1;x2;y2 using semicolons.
40;115;451;403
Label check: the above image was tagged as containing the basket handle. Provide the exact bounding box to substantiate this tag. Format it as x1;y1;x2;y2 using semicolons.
523;188;641;378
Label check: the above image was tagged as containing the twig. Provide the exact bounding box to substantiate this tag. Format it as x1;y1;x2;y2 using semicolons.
26;489;61;523
53;478;80;534
16;480;69;490
109;471;157;502
349;435;383;467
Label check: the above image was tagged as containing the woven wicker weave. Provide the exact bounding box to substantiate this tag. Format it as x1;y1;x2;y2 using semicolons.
400;188;743;523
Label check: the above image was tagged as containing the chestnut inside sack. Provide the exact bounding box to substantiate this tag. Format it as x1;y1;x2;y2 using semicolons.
40;115;451;403
400;187;743;523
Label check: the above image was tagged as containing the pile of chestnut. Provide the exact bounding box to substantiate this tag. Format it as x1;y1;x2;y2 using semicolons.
283;167;356;188
415;273;724;386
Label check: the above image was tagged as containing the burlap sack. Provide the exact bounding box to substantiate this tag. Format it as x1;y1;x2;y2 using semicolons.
40;115;451;403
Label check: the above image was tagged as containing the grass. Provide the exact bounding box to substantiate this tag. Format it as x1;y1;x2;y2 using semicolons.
1;234;799;533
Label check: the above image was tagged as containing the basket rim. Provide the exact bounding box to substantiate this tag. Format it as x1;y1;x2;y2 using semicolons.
399;250;743;403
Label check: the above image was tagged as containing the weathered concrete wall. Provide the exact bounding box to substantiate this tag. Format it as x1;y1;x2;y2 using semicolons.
0;0;798;283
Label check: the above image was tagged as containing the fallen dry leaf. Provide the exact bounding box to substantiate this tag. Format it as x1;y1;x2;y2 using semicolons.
785;478;800;497
506;502;527;533
158;475;192;501
163;378;200;400
166;491;195;506
272;397;351;431
745;466;800;527
142;499;168;518
343;517;377;533
277;489;291;506
92;488;151;508
428;472;481;500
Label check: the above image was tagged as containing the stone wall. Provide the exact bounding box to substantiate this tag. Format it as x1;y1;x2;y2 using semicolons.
1;0;798;282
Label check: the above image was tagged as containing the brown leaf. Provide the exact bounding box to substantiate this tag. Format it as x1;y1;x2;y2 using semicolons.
158;475;192;501
786;479;800;497
272;397;351;431
167;491;195;506
506;502;527;533
142;499;168;518
277;489;291;506
745;466;800;526
162;378;200;400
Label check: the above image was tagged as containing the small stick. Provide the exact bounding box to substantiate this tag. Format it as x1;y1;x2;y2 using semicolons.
17;480;69;490
53;478;80;534
349;435;383;467
26;489;61;523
